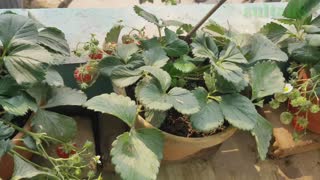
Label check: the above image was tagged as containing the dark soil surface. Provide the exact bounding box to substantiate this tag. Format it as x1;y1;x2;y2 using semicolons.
159;109;228;138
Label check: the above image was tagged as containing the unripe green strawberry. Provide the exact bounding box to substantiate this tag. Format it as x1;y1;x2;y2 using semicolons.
280;112;293;125
310;104;320;113
275;93;288;103
288;89;300;100
270;99;280;109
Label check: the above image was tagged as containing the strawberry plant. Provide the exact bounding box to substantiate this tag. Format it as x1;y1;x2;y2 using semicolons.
0;12;101;179
262;0;320;138
78;5;289;180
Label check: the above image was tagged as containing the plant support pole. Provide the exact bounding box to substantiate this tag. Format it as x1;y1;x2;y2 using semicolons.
185;0;227;40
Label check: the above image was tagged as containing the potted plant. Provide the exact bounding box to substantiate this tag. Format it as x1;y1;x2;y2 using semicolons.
261;0;320;137
74;5;289;180
0;12;101;179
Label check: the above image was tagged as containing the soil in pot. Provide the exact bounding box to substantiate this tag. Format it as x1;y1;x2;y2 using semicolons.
159;109;228;138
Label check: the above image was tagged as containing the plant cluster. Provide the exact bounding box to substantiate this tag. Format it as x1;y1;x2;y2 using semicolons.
74;5;289;180
262;0;320;138
0;12;100;179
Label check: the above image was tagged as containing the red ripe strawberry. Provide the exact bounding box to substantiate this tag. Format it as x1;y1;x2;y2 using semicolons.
89;50;103;60
74;66;93;84
292;116;308;132
122;35;134;44
56;143;77;158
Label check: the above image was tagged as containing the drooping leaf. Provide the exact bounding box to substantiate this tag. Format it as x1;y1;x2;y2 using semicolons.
0;139;12;158
191;32;218;59
220;94;258;130
289;42;320;65
145;110;167;128
45;68;64;87
31;109;76;142
283;0;320;19
143;47;169;68
0;94;37;116
12;155;54;180
38;27;70;56
190;87;224;132
251;114;273;160
250;62;285;100
247;34;288;63
259;22;287;43
44;87;87;108
140;66;171;92
133;5;160;26
0;14;38;49
4;44;54;85
173;55;196;73
219;42;247;64
116;44;139;64
84;93;137;126
105;25;123;43
111;128;164;180
111;66;143;88
0;121;14;140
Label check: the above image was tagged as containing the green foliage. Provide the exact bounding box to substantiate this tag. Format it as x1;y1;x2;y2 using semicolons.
0;139;12;158
105;25;123;43
0;121;14;140
133;5;160;26
259;22;287;43
283;0;320;19
111;128;164;180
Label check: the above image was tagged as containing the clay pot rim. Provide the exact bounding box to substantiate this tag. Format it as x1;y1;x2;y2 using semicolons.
136;115;237;142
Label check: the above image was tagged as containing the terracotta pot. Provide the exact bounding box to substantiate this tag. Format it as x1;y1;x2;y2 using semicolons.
135;116;236;161
113;85;237;161
288;69;320;134
0;121;33;180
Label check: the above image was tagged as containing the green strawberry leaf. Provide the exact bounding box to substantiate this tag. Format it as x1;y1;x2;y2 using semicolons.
0;76;20;96
133;5;160;26
84;93;137;127
251;114;273;160
164;28;189;57
191;32;218;59
219;42;247;64
259;22;287;43
45;68;64;87
143;47;169;68
111;128;164;180
38;27;70;56
140;66;171;92
205;20;226;35
250;62;285;100
44;87;87;108
111;66;143;88
0;139;12;158
140;37;161;50
0;14;38;49
31;109;76;142
136;78;199;114
105;25;123;43
145;110;167;128
203;72;216;92
173;55;196;73
99;56;123;76
213;62;245;85
220;94;258;130
4;43;54;85
190;87;224;132
247;34;288;63
116;44;139;64
283;0;320;19
12;155;55;180
289;42;320;65
0;121;14;140
215;73;248;93
0;94;37;116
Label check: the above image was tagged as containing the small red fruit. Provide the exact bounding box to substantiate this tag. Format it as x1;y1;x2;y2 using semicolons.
89;50;103;60
56;144;76;158
292;116;308;132
74;66;93;84
104;42;117;55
